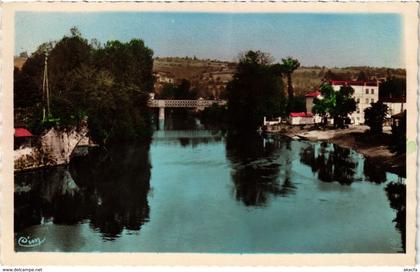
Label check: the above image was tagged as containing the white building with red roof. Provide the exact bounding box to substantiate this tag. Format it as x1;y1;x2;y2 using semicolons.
288;112;314;125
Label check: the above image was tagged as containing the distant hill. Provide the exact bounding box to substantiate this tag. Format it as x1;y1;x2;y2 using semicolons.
154;57;406;98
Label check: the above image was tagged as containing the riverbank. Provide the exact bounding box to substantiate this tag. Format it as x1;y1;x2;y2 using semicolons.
278;125;405;177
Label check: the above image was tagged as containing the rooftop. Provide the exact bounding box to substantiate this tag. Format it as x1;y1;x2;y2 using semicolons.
15;128;33;138
330;80;378;87
305;90;321;97
290;112;314;118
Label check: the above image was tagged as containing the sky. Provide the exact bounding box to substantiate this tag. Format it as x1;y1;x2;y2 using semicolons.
15;12;404;68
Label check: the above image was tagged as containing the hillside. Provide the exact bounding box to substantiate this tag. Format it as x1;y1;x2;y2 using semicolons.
153;57;406;98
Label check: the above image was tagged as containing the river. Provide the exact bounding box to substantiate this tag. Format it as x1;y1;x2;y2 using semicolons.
14;114;405;253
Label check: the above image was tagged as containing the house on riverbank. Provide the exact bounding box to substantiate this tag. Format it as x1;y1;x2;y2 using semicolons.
288;112;314;125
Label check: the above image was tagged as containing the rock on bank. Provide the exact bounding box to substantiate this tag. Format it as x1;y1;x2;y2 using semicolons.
14;125;91;172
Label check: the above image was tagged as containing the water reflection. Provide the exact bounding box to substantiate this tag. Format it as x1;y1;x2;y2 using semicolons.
15;143;151;241
225;133;296;206
299;141;405;251
14;117;406;252
299;143;358;185
363;158;387;184
385;181;406;252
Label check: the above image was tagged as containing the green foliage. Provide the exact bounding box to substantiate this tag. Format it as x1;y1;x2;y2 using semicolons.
201;103;228;125
157;79;197;100
356;70;368;81
312;83;356;128
391;110;406;154
226;50;286;131
379;76;406;99
312;83;336;121
281;57;300;111
14;28;154;144
364;101;388;134
333;85;357;128
95;39;154;93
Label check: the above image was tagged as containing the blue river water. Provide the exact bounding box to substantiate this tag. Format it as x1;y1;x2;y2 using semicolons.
14;118;405;253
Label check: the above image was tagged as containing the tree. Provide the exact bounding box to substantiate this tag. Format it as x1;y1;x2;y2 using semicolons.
281;57;300;110
157;79;197;100
333;85;357;128
312;83;356;128
364;101;388;134
391;110;406;154
379;76;406;99
357;70;368;81
95;39;154;92
227;50;286;131
312;83;336;125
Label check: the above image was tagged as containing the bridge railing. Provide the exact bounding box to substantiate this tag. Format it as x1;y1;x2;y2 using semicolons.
148;99;227;108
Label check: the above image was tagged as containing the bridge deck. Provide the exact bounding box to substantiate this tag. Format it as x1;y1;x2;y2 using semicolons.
148;99;227;108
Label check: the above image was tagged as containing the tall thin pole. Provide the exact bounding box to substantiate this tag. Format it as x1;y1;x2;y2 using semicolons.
42;52;50;119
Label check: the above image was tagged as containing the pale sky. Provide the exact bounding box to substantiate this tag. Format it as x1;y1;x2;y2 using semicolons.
15;12;404;68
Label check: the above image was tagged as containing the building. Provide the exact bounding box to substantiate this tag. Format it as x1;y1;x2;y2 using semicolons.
381;97;406;117
153;71;176;93
305;90;321;114
288;112;314;125
330;80;379;125
14;128;33;149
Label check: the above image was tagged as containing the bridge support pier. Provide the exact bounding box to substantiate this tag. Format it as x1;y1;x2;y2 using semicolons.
158;107;165;130
159;107;165;120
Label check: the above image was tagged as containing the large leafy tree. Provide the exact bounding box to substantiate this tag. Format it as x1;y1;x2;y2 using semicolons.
94;39;154;93
312;83;336;125
364;101;388;134
333;85;357;128
226;50;286;131
312;83;356;128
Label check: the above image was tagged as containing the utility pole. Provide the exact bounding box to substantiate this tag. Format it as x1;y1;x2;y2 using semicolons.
42;51;50;121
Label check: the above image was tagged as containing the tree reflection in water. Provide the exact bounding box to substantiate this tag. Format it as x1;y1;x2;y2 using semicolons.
299;142;357;185
225;132;296;206
363;157;387;184
299;142;405;252
14;143;151;241
385;181;406;252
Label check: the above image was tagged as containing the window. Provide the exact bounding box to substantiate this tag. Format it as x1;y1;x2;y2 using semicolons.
356;98;360;103
357;117;360;120
371;98;374;103
365;98;369;104
357;109;360;114
371;89;374;94
365;89;369;94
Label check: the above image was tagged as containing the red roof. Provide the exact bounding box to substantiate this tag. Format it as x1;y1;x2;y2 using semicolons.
289;112;314;118
330;80;378;87
305;90;321;97
15;128;33;137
